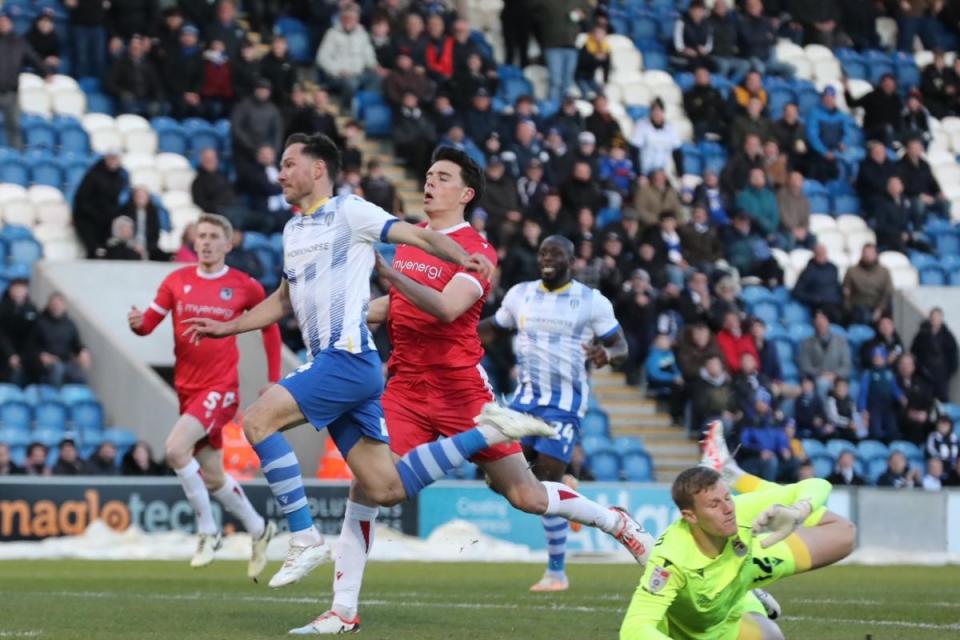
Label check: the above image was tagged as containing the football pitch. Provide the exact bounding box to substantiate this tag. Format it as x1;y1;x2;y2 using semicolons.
0;561;957;639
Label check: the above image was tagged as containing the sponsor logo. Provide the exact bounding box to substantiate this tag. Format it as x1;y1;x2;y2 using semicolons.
220;287;233;301
647;565;670;593
394;259;444;281
181;303;235;319
732;537;748;557
286;242;332;259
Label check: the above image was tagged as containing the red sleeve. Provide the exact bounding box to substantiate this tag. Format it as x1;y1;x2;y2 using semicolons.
133;272;176;335
246;277;282;383
453;235;498;296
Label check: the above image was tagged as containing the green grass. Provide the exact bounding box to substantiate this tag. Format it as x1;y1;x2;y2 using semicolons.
0;561;957;639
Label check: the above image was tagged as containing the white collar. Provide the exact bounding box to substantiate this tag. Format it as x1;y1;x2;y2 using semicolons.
195;265;229;280
432;221;469;235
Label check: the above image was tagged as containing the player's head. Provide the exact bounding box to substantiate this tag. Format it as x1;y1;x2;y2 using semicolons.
537;235;575;289
280;133;341;204
425;146;485;217
672;466;738;539
194;213;233;268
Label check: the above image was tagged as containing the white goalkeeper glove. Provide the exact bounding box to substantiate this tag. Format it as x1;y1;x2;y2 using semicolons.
751;499;812;548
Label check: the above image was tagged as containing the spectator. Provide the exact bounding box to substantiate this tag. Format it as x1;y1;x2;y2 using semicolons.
732;351;773;423
854;145;894;218
573;129;600;176
876;451;920;488
23;442;50;476
0;442;23;475
534;0;591;102
776;171;814;250
710;275;746;327
731;71;768;114
122;441;166;476
196;39;237;121
104;35;165;117
716;312;759;374
584;95;623;151
113;186;163;261
738;388;796;481
806;86;855;182
708;0;750;80
0;9;48;149
64;0;107;78
463;89;498;148
859;346;907;442
100;215;145;261
360;160;399;214
478;155;519;235
384;51;436;107
672;0;713;71
676;322;723;384
722;210;782;285
642;211;686;288
798;309;853;392
736;167;779;241
451;18;491;75
285;87;343;146
73;150;128;259
721;134;765;202
224;229;264;282
25;9;61;73
895;0;941;52
730;97;774;152
396;11;427;67
161;24;204;119
174;224;197;263
761;139;788;190
0;279;37;385
684;65;727;142
927;415;960;466
574;23;611;99
429;90;460;137
737;0;795;77
451;52;498;109
508;120;545;179
843;244;894;325
844;74;902;146
515;161;550;219
230;78;284;167
772;102;808;166
922;457;945;491
369;15;397;72
546;97;586;154
236;145;290;234
920;49;958;119
630;99;682;175
827;451;867;486
154;6;185;64
645;333;685;423
259;35;297;106
750;317;782;386
316;3;378;107
860;315;905;368
825;376;864;441
52;438;90;475
897;137;948;220
501;0;534;67
340;120;365;173
500;218;542;291
873;175;932;254
678;205;723;272
692;170;730;226
793;245;844;323
596;232;631;298
896;353;936;445
618;269;659;386
31;293;91;386
561;160;606;214
900;90;933;145
394;92;438;180
634;169;682;229
205;0;247;60
839;0;881;50
87;442;119;476
676;270;714;326
691;355;738;436
192;148;242;221
795;376;831;439
422;13;454;83
910;306;959;402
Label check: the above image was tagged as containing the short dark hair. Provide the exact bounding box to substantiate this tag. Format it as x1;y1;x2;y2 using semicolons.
430;146;485;214
284;133;341;183
672;466;722;511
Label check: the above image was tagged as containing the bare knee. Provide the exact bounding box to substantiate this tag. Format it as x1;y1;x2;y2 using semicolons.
835;517;857;556
362;480;406;507
243;408;277;445
502;482;548;514
165;438;192;470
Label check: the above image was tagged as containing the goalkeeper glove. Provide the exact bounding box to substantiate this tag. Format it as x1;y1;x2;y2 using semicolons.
751;499;812;548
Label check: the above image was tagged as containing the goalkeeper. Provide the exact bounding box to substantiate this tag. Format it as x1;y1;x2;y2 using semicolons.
620;422;856;640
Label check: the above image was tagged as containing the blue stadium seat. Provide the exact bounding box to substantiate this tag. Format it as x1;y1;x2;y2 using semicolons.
581;409;610;438
846;324;875;350
843;59;868;81
831;194;860;215
889;440;922;459
614;436;645;454
910;252;938;270
78;427;103;448
24;384;59;405
596;207;622;228
772;337;795;365
940;402;960;422
0;424;31;447
59;125;90;154
857;439;889;461
936;232;960;255
8;238;42;266
33;426;66;448
920;265;947;285
85;92;114;114
158;129;188;155
809;453;835;478
0;158;29;185
802;179;827;196
71;400;104;431
782;301;811;326
631;15;659;42
641;48;668;71
498;76;534;104
60;384;95;406
826;439;857;459
767;87;795;119
801;439;825;457
580;435;613;455
681;147;702;175
24;122;56;149
275;16;313;63
796;87;821;116
586;450;621;481
496;64;523;79
780;361;799;382
621;451;655;481
896;60;920;89
741;285;776;306
0;401;32;429
751;300;781;326
787;322;814;343
364;104;393;138
867;455;889;483
625;105;650;120
103;428;138;450
78;76;101;93
34;401;68;431
188;130;221;154
807;193;830;215
31;160;64;187
0;383;25;404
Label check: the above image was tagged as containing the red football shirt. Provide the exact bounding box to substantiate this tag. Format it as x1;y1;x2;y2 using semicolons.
386;222;497;373
134;266;282;394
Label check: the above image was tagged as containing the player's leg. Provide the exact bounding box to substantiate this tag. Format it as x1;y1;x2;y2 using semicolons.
735;613;785;640
165;413;221;567
701;420;784;495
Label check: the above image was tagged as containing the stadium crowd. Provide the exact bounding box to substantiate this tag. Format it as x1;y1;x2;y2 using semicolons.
2;0;960;487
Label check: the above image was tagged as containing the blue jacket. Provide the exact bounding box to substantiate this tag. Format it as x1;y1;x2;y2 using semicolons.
858;367;904;411
806;106;854;156
793;260;843;307
756;339;782;382
736;186;780;237
599;156;636;194
741;419;790;454
645;347;680;385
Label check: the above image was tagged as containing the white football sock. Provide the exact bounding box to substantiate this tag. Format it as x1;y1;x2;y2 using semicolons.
332;500;379;620
542;481;619;533
211;475;265;538
175;459;217;535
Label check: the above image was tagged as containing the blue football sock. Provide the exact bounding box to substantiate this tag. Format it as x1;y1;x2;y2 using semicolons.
395;429;487;498
253;433;313;532
543;516;568;575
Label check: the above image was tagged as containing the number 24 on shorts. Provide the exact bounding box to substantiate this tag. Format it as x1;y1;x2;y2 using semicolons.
550;421;575;455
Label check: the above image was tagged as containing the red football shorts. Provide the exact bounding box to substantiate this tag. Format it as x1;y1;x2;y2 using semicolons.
179;387;239;452
383;366;521;463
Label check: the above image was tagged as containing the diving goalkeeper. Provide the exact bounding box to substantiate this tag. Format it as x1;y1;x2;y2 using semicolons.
620;422;857;640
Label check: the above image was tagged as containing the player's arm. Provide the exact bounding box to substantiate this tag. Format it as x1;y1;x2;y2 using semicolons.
478;284;521;343
619;553;683;640
366;294;389;326
375;252;482;323
247;278;283;383
128;277;175;336
584;292;628;368
385;221;494;281
182;280;292;342
737;478;833;548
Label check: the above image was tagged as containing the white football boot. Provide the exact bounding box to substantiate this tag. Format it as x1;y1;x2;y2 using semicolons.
476;402;557;439
288;610;360;635
529;572;570;592
700;420;743;486
190;532;222;568
753;588;782;620
248;520;277;580
610;507;654;566
268;537;332;588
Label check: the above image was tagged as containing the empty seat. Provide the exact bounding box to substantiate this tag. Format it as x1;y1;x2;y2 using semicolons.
35;201;70;226
115;113;150;133
71;400;104;431
163;167;195;192
581;409;610;438
51;88;86;118
124;129;158;155
0;401;32;430
2;199;35;227
621;450;655;482
34;400;68;431
586;450;621;481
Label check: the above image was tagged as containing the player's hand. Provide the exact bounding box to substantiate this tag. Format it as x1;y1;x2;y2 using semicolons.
583;342;610;367
463;253;494;281
127;305;144;331
375;251;395;280
751;499;812;548
181;317;236;344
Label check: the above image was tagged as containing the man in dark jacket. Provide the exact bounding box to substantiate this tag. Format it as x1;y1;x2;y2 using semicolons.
911;307;959;402
708;0;750;80
73;151;128;258
230;78;284;167
191;148;240;218
161;24;204;119
721;134;764;203
684;65;728;142
560;160;605;213
65;0;106;78
531;0;591;102
285;86;343;147
259;35;297;106
392;91;437;180
845;74;902;146
678;205;723;271
204;0;248;60
872;175;930;254
737;0;794;77
31;293;91;386
920;49;959;119
897;137;949;219
463;88;498;147
672;1;713;70
360;160;398;214
104;35;166;117
52;439;90;475
792;243;844;323
235;145;289;234
826;451;867;486
478;154;520;242
0;10;49;149
856;141;897;211
0;279;37;385
859;315;904;369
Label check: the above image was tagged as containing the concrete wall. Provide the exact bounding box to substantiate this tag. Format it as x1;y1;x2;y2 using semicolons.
30;261;324;475
895;286;960;401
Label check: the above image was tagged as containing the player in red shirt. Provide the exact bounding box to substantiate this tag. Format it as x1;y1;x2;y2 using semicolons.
291;148;651;635
127;213;282;577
